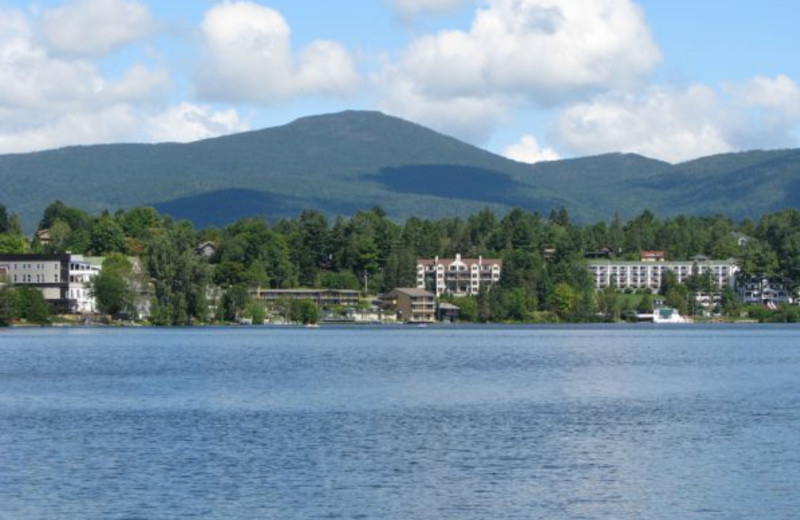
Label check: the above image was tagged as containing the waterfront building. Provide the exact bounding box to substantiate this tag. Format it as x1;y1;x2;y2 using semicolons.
252;288;360;308
588;257;740;291
384;288;436;323
417;254;502;296
0;253;102;313
736;276;793;306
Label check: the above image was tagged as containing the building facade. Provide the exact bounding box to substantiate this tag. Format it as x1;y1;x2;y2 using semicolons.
588;258;740;291
0;254;102;313
384;288;436;323
417;254;502;296
252;288;360;308
67;256;102;313
737;277;793;306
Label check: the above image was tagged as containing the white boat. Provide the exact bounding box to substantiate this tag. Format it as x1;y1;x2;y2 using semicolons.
652;307;689;324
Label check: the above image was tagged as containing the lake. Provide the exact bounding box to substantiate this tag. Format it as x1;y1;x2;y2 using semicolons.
1;325;800;519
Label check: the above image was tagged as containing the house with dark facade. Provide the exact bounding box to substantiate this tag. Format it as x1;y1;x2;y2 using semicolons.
384;288;436;323
737;276;793;306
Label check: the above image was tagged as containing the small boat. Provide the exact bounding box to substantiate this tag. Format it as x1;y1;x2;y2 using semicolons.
652;307;689;324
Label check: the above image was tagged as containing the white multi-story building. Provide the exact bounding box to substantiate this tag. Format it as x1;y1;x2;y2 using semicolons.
417;254;502;296
588;257;739;291
0;254;102;313
67;256;102;313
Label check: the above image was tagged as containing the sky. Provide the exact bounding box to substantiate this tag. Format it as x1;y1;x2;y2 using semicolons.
1;0;799;163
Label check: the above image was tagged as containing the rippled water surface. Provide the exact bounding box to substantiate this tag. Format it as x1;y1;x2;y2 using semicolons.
2;325;800;519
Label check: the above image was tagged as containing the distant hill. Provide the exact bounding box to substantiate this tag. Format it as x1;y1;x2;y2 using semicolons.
1;110;799;230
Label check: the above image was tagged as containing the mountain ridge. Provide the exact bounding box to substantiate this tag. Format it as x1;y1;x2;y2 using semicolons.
1;110;799;230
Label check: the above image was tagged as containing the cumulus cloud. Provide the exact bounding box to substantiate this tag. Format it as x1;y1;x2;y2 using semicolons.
195;2;359;103
0;105;141;154
377;76;510;143
378;0;660;143
148;103;250;143
389;0;470;19
41;0;155;56
553;86;733;163
0;7;166;110
552;76;800;163
0;7;221;154
504;135;560;164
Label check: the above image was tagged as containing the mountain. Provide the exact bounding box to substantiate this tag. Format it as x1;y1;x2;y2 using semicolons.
0;110;799;230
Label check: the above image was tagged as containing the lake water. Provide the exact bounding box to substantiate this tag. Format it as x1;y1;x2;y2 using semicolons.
2;325;800;519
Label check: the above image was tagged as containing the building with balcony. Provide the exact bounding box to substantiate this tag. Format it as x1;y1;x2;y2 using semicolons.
588;257;739;291
417;254;502;296
252;288;360;308
0;253;102;313
384;288;436;323
737;276;793;306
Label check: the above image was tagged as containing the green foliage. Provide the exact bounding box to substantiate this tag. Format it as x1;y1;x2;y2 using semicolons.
548;283;577;319
147;223;210;325
289;299;318;324
89;216;127;255
637;293;654;314
320;270;361;290
14;286;51;324
0;233;27;254
92;255;134;316
720;286;740;317
220;285;249;322
244;300;267;325
596;286;622;321
454;296;478;322
0;285;15;326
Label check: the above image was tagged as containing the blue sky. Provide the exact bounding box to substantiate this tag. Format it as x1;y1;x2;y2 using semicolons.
1;0;799;163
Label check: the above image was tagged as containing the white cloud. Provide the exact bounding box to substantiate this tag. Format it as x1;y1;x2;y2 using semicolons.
195;2;359;103
0;7;201;154
389;0;470;19
0;105;141;154
736;75;800;112
504;135;560;163
552;76;800;163
378;0;660;143
41;0;155;56
148;103;249;143
553;86;732;163
0;8;166;111
377;74;510;143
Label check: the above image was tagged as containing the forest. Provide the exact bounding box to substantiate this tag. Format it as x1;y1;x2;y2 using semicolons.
1;200;800;325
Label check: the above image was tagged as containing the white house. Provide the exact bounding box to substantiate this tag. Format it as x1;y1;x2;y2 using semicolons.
417;254;502;296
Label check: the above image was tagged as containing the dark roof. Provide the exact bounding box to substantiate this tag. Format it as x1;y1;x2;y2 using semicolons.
389;287;435;298
417;257;503;268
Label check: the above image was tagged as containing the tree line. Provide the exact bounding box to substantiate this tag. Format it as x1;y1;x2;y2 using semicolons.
1;200;800;324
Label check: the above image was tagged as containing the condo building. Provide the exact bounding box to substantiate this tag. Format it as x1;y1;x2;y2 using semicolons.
417;254;502;296
588;256;739;291
0;254;102;313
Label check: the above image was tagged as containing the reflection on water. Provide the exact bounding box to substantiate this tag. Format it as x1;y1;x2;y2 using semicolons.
1;325;800;519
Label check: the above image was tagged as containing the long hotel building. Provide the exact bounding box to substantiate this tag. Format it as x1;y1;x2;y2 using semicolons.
588;256;740;291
